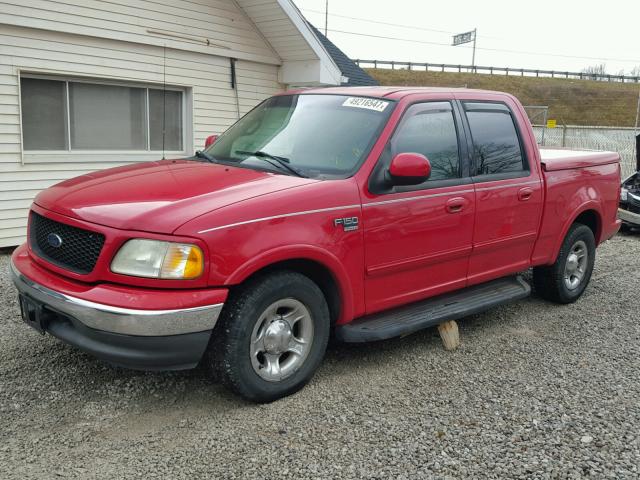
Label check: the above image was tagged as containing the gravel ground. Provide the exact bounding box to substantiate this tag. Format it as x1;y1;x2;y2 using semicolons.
1;233;639;479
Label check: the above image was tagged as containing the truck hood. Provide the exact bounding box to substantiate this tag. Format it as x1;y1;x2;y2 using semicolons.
34;160;318;233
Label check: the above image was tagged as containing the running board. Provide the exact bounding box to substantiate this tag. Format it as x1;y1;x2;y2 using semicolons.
336;276;531;343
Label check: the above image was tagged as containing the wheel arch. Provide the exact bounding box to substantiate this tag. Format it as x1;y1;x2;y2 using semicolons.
552;204;602;263
224;245;356;325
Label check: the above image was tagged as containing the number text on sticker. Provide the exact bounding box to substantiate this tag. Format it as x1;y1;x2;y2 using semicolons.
342;97;389;112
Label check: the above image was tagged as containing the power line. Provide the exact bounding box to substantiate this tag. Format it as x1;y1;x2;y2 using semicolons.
326;29;640;65
328;29;452;48
303;7;457;36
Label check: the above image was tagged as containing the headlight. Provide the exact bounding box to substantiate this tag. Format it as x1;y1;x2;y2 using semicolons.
111;239;204;279
621;188;628;202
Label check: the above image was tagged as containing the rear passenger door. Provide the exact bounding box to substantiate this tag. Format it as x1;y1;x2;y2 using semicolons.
460;100;543;285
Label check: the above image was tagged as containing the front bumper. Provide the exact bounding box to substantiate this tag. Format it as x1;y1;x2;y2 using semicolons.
10;247;227;370
618;207;640;226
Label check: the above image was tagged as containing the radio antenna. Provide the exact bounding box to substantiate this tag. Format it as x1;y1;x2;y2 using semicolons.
162;44;166;160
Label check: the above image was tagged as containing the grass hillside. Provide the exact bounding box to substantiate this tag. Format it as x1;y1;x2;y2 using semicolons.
366;68;639;127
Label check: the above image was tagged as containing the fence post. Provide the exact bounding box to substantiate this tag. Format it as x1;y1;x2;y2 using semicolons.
374;60;377;69
636;134;640;171
391;61;395;70
561;125;567;147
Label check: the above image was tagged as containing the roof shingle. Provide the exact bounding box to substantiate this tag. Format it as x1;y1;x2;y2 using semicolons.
307;22;379;87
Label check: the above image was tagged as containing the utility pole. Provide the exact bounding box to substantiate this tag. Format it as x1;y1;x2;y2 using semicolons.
634;89;639;163
471;28;477;68
324;0;328;37
635;89;640;133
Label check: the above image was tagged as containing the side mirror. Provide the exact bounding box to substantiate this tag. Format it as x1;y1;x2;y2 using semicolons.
387;152;431;186
204;134;218;148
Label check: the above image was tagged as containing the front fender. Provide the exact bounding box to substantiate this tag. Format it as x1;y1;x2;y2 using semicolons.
225;244;358;324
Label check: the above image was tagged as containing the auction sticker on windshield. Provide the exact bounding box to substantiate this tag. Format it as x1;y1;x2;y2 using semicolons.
342;97;389;112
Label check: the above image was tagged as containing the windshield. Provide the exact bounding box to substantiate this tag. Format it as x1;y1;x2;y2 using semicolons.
205;94;394;179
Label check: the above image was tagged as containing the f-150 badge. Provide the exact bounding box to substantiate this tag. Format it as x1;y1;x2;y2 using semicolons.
334;217;359;232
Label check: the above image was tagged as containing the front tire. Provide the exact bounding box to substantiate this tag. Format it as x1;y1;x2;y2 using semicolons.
208;271;330;403
533;223;596;304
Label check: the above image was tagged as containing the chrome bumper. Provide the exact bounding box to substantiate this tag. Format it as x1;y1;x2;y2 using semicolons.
618;207;640;226
10;261;223;337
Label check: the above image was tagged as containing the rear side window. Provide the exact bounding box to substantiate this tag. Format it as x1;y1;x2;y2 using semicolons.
464;102;527;176
392;102;460;181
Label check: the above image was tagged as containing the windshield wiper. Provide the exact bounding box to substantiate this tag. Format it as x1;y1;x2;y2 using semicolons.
194;150;216;163
235;150;307;178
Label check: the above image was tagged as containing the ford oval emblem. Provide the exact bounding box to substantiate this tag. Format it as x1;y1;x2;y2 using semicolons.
47;233;63;248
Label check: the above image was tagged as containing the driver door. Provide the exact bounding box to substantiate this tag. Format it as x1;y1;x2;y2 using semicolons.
362;101;475;314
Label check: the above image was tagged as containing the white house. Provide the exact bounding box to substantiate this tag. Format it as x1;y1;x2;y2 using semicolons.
0;0;374;247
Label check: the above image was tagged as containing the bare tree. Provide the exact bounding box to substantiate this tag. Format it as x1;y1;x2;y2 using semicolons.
581;63;607;80
630;66;640;77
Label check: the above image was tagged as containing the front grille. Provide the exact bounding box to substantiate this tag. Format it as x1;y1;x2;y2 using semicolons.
29;211;105;274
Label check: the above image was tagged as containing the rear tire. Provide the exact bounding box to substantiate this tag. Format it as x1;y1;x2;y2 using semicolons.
533;223;596;304
207;271;330;403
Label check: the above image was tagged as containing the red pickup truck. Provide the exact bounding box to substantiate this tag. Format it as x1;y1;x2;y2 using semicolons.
11;87;620;402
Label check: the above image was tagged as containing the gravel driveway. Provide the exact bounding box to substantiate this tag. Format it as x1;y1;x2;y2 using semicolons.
1;234;639;479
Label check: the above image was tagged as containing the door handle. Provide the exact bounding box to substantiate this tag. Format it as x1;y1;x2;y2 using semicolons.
518;187;534;201
446;197;465;214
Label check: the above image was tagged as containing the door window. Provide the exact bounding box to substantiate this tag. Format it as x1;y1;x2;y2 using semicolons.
463;102;527;176
391;102;461;181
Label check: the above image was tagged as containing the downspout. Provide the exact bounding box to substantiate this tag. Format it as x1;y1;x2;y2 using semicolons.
230;57;241;119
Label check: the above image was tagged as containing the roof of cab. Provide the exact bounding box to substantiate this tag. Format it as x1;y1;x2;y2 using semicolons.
287;86;505;100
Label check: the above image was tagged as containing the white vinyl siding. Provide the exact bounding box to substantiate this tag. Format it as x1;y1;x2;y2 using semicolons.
0;0;280;65
0;18;283;247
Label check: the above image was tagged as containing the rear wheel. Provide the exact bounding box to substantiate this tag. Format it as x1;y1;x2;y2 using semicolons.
533;223;596;304
207;271;330;403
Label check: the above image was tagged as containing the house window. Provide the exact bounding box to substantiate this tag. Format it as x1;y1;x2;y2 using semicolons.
20;77;184;152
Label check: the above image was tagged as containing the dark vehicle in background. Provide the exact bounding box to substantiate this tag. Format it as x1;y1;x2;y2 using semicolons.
618;135;640;229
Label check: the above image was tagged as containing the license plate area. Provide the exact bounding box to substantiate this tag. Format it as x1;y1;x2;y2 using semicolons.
19;294;50;335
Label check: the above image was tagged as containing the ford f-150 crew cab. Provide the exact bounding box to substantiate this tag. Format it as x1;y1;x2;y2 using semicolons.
11;87;621;402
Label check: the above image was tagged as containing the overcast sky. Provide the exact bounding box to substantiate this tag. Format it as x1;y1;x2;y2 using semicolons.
294;0;639;75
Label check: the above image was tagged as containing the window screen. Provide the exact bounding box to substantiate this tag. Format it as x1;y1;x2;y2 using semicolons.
149;89;183;151
69;82;147;150
464;103;526;175
20;77;184;152
392;102;460;180
20;78;68;150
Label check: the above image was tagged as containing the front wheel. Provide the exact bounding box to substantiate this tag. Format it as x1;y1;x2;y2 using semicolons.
207;271;330;403
533;223;596;304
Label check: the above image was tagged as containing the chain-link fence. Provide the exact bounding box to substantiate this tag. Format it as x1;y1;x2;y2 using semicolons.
531;125;638;178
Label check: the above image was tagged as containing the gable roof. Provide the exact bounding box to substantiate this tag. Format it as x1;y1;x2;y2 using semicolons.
236;0;343;86
306;23;379;87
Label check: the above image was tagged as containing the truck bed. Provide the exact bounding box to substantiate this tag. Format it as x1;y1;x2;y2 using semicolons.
539;148;620;171
531;148;621;267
